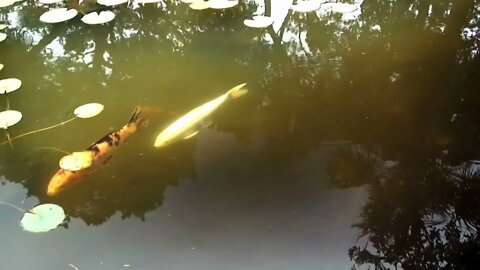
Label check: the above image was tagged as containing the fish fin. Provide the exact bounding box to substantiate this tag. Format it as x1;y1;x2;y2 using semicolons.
227;83;248;99
129;106;148;128
183;130;199;139
200;120;213;128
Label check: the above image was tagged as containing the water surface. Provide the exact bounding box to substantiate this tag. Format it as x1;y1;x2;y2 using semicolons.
0;0;479;269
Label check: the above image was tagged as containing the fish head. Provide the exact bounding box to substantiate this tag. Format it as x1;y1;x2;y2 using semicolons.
154;131;179;148
154;134;172;148
47;169;82;196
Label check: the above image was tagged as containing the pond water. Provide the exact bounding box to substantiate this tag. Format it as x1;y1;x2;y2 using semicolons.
0;0;479;269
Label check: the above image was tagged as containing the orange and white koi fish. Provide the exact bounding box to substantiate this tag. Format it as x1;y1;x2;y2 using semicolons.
47;107;146;196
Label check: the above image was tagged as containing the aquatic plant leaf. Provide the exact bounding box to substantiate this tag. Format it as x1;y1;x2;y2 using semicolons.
81;11;115;24
38;0;63;4
189;1;208;10
0;33;6;42
0;0;15;8
0;63;3;71
0;24;6;30
20;204;65;233
0;110;22;129
97;0;128;6
73;103;104;118
0;78;21;94
208;0;238;9
291;0;323;12
243;16;274;28
39;8;78;23
59;151;94;171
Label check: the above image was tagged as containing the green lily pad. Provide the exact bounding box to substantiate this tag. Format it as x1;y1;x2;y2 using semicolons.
0;78;22;93
20;204;65;233
0;0;14;8
189;1;209;10
59;151;94;171
73;103;104;118
0;110;22;129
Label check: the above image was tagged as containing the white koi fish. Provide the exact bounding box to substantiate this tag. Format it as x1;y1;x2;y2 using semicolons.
154;83;247;148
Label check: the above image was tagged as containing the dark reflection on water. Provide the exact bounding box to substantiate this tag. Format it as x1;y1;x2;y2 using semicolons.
0;0;479;268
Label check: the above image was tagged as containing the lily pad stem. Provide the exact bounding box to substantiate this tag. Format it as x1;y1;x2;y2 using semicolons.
34;146;71;155
5;92;9;110
0;116;78;146
0;201;28;213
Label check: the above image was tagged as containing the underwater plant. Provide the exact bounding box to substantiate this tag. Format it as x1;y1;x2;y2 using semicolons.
0;103;104;147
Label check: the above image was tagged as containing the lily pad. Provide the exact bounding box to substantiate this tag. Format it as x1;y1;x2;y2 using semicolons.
20;204;65;233
73;103;104;118
0;33;6;42
81;11;115;25
59;151;94;171
0;78;21;94
0;110;22;129
189;1;209;10
243;16;274;28
208;0;238;9
0;0;15;8
97;0;128;6
291;0;322;13
40;8;78;23
0;24;6;30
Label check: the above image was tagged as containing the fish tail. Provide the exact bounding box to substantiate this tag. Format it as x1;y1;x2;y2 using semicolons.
129;106;148;128
227;83;248;99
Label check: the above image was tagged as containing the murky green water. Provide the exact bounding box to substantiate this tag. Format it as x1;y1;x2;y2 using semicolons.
0;0;479;269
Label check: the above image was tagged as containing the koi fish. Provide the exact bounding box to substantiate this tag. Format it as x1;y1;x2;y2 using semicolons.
154;83;248;148
47;107;146;196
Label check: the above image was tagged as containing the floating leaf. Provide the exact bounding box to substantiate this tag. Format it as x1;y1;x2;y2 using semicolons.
208;0;238;9
0;33;6;42
189;1;209;10
59;151;94;171
0;0;15;8
81;11;115;24
0;110;22;129
0;63;3;71
73;103;104;118
40;8;78;23
291;0;322;12
243;16;274;28
20;204;65;233
0;78;21;94
97;0;128;6
38;0;63;4
0;24;6;30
